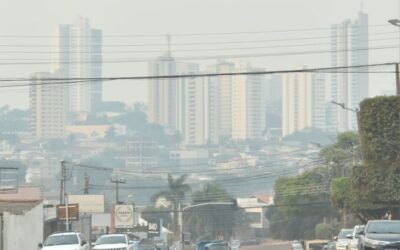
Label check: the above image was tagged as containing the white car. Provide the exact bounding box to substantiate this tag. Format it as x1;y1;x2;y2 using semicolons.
93;234;137;250
335;229;353;250
346;225;365;250
39;232;90;250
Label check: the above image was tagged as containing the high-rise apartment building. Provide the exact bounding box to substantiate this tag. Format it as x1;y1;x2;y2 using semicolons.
52;17;102;115
231;63;266;140
282;72;326;137
148;58;266;145
30;72;67;139
148;53;201;137
207;62;235;139
330;11;368;132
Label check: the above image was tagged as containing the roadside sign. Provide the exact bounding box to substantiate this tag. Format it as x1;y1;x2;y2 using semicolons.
115;204;134;228
147;220;160;237
57;203;79;220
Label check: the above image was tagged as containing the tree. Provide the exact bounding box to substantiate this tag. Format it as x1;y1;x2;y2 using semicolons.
268;170;337;240
351;96;400;219
151;174;191;237
315;221;340;240
141;206;173;230
283;127;334;145
185;183;242;241
320;131;360;178
330;177;354;227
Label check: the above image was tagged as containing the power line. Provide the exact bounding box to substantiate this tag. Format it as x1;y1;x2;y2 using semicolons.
0;34;397;53
0;44;396;66
0;62;394;88
0;24;388;39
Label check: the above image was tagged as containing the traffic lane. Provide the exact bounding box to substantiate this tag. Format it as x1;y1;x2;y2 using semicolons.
241;241;291;250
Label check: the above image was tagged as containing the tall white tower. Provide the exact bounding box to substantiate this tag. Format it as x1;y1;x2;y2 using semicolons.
52;17;102;115
330;11;368;132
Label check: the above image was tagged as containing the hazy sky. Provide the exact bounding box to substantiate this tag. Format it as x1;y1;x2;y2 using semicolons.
0;0;399;108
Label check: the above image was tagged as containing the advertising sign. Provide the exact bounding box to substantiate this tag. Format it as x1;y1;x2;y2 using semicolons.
147;220;160;237
114;204;134;228
57;203;79;220
69;195;105;213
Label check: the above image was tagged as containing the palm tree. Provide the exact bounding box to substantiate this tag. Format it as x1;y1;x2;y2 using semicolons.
151;174;191;236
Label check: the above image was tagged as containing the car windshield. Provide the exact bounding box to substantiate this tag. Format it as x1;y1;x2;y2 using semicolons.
367;222;400;234
339;230;353;239
44;235;79;246
96;235;126;245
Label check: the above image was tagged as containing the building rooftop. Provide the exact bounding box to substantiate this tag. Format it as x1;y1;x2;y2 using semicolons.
0;186;41;202
0;201;41;215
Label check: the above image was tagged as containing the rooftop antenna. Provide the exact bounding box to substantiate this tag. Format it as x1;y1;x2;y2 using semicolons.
360;1;364;12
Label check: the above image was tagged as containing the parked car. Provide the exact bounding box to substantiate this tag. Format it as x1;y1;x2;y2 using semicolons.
92;234;138;250
335;229;353;250
346;225;365;250
359;220;400;250
39;232;90;250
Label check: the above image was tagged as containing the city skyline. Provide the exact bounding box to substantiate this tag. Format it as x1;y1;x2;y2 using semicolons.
0;0;398;109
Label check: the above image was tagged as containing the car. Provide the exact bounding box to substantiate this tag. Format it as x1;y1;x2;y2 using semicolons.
93;234;138;250
335;229;353;250
39;232;90;250
359;220;400;250
346;225;365;250
292;241;304;250
325;242;336;250
230;240;241;250
204;242;229;250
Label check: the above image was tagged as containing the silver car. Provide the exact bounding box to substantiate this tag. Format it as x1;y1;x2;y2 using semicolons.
346;225;365;250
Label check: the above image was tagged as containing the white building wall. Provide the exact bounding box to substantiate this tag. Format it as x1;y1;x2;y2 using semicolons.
207;62;235;139
3;203;44;250
52;17;102;114
204;76;220;145
30;72;67;139
231;63;266;140
330;11;368;132
282;72;313;137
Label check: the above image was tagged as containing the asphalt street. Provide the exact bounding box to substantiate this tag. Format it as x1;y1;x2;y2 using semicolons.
242;241;291;250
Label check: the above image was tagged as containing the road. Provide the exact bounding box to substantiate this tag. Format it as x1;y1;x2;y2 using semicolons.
241;241;291;250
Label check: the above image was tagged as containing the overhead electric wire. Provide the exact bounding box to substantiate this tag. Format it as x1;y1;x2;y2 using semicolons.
0;23;387;39
0;44;396;68
0;34;398;54
0;62;395;89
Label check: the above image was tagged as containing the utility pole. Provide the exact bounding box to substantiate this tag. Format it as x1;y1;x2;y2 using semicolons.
60;160;66;204
396;63;400;95
111;178;126;204
83;173;89;195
